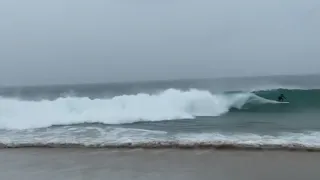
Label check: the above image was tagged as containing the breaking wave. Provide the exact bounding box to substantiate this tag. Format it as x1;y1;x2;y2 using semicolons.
0;88;285;130
0;87;319;130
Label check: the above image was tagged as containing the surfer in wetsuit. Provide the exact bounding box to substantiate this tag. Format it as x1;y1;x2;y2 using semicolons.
277;94;286;102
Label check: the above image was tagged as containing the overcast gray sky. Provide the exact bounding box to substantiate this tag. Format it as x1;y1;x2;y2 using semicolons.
0;0;319;85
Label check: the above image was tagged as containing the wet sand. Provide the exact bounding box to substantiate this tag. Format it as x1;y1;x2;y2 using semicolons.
0;149;320;180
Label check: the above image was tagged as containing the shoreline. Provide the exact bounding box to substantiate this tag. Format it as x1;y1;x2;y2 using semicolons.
1;143;320;152
1;149;320;180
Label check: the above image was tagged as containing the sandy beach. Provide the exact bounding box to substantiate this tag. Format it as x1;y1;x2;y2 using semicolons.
0;149;319;180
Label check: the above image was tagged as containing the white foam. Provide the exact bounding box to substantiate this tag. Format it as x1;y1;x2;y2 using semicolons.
174;132;320;146
0;88;273;130
1;127;320;148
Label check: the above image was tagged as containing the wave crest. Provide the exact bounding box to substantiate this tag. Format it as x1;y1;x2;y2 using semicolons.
0;88;280;129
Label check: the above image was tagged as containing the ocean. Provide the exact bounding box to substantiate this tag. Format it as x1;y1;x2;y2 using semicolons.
1;74;320;151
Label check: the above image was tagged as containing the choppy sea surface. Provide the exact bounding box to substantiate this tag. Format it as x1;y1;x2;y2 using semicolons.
1;74;320;151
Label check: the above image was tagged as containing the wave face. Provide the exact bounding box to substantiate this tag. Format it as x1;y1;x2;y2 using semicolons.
0;88;319;130
232;88;320;112
254;88;320;107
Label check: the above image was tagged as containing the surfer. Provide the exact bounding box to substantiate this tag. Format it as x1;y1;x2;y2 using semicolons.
277;94;286;102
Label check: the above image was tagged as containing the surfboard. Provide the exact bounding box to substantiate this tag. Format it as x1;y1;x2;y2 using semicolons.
277;101;289;104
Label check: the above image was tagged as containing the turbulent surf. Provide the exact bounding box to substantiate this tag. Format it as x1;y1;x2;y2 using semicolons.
1;75;320;151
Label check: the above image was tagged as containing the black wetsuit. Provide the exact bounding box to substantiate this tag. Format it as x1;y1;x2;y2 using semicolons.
278;94;285;102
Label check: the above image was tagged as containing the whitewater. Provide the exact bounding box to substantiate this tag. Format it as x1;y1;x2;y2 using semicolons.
0;88;281;130
1;75;320;150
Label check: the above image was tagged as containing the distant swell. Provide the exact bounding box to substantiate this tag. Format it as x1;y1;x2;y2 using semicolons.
0;87;319;129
